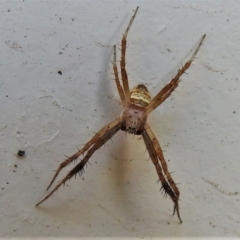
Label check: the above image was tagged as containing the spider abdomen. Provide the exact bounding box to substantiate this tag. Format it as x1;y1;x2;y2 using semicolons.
120;104;147;135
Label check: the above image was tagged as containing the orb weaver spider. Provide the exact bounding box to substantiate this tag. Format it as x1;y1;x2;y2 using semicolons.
36;6;206;223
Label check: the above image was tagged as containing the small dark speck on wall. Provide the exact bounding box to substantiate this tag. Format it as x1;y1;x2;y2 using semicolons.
17;150;25;157
58;71;62;75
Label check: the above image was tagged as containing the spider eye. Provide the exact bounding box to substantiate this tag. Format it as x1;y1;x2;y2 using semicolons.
136;130;142;135
121;125;126;131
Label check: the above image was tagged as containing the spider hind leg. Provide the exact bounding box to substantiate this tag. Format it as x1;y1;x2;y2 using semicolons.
142;125;182;223
36;118;121;206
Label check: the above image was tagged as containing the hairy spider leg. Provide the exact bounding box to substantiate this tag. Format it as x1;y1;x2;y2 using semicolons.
120;6;139;102
45;118;121;191
142;124;182;223
113;45;126;105
36;119;121;206
146;34;206;114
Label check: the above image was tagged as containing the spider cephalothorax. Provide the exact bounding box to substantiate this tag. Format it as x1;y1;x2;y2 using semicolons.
130;84;151;107
36;6;206;223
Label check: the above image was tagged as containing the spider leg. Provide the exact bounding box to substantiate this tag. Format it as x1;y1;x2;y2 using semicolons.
120;6;139;102
113;45;126;105
146;34;206;114
142;124;182;223
36;120;121;206
45;118;120;191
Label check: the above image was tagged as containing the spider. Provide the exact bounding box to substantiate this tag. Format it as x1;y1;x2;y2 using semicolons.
36;6;206;223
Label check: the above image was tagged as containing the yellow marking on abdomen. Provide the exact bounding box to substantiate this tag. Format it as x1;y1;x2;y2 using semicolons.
130;85;151;107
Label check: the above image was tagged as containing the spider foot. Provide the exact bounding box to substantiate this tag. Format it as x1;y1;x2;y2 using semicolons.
173;202;182;223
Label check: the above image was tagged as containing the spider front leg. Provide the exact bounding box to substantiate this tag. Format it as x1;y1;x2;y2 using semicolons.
146;34;206;114
113;45;126;106
142;124;182;223
120;6;139;102
36;118;121;206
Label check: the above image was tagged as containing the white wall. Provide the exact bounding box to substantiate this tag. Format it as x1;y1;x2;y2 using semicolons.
1;0;240;238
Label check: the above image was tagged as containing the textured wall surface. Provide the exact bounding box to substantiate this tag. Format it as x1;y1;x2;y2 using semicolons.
1;0;240;238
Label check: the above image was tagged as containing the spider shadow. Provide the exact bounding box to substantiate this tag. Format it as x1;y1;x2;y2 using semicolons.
96;12;133;121
96;46;119;120
105;132;151;221
93;17;135;202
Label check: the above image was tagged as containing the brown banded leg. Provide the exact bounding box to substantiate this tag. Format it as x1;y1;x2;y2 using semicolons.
36;120;121;206
147;34;206;114
120;6;139;102
45;118;121;191
113;45;126;105
142;125;182;223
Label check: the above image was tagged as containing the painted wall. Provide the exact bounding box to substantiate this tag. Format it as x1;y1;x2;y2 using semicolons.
1;0;240;238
